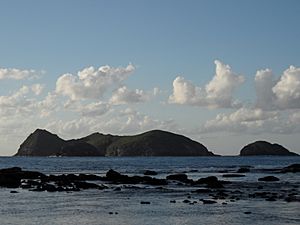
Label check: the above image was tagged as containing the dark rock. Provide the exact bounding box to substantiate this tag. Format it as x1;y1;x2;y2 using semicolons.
105;170;167;185
183;199;190;203
195;176;224;188
192;188;211;193
258;176;280;182
170;200;176;203
222;174;245;178
237;168;250;173
78;174;103;180
43;183;57;192
113;187;121;191
10;190;19;193
281;164;300;173
265;197;277;201
0;167;22;173
143;170;158;176
106;169;124;180
244;211;252;214
74;181;100;189
20;183;32;189
285;196;300;202
0;174;21;188
240;141;298;156
166;173;188;182
143;177;168;185
140;201;151;204
200;199;217;204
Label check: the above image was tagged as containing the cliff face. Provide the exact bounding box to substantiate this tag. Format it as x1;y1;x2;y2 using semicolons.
106;130;213;156
15;129;214;157
15;129;104;156
16;129;65;156
240;141;298;156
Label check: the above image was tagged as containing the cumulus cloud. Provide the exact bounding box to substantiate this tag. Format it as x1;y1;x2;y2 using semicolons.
169;60;244;108
0;67;40;80
254;65;300;110
272;65;300;109
204;107;279;133
56;64;135;100
35;92;60;117
110;86;148;105
31;84;44;95
254;69;276;109
0;86;30;110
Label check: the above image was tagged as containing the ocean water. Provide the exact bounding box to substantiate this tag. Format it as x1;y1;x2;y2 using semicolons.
0;156;299;225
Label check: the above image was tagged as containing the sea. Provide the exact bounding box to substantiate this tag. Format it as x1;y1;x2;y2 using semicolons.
0;156;299;225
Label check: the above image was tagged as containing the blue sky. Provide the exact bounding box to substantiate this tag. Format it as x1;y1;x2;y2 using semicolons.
0;0;300;155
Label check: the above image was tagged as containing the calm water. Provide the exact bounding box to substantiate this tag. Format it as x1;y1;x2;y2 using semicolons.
0;156;299;225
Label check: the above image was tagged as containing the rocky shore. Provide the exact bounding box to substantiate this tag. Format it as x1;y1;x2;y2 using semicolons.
1;164;299;206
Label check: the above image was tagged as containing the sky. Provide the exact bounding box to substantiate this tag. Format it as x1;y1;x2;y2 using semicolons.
0;0;300;156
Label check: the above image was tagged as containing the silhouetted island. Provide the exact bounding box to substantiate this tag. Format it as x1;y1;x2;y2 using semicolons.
240;141;298;156
15;129;215;157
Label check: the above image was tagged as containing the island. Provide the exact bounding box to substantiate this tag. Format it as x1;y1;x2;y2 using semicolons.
15;129;215;157
240;141;298;156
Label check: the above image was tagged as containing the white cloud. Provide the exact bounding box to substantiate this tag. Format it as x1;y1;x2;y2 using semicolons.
0;67;39;80
46;107;178;139
272;65;300;109
31;84;44;95
254;68;276;109
289;111;300;124
169;60;244;108
79;102;110;117
35;92;60;117
56;64;135;100
254;65;300;110
0;86;30;110
110;86;148;105
204;107;279;133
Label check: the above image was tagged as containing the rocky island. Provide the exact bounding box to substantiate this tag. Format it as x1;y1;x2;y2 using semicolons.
240;141;298;156
15;129;214;157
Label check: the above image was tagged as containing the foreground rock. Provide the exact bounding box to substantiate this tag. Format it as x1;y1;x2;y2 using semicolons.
280;164;300;173
258;176;280;182
1;167;299;204
240;141;298;156
15;129;214;157
194;176;224;188
105;169;167;185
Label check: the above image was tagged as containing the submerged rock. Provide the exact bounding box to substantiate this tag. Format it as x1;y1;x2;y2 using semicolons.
258;176;280;182
222;174;245;178
237;168;250;173
143;170;158;176
200;199;217;204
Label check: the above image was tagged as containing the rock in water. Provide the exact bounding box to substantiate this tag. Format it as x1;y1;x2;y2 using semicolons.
240;141;298;156
280;164;300;173
258;176;280;182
